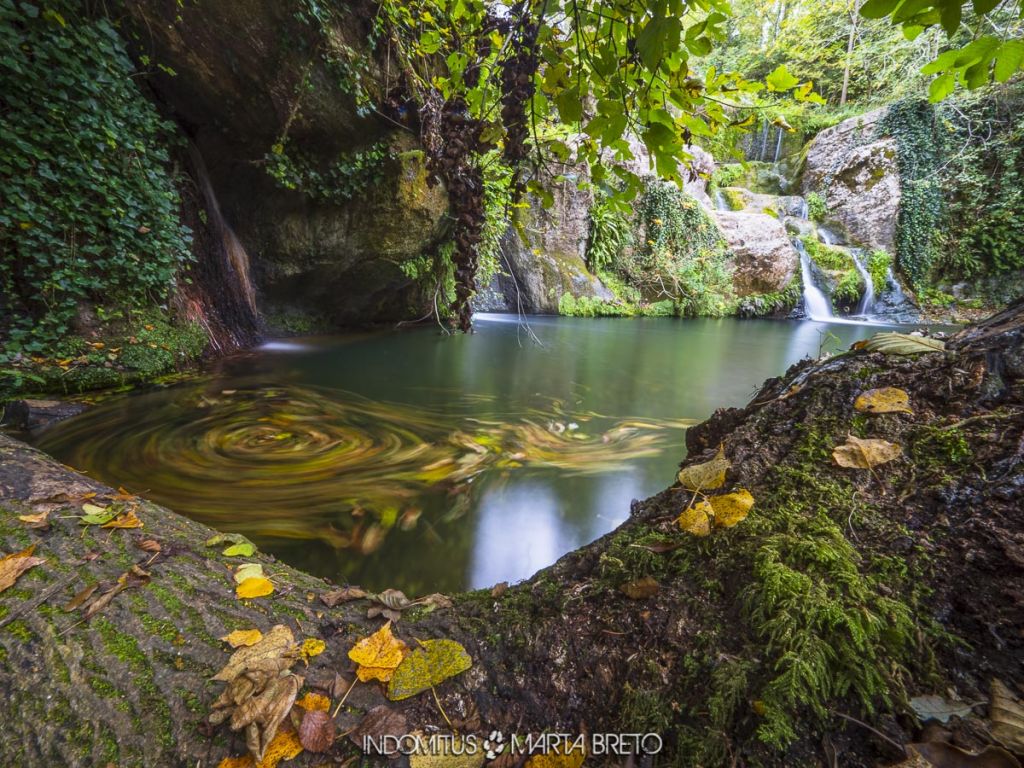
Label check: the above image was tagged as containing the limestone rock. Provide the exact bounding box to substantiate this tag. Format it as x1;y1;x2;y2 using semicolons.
713;212;799;296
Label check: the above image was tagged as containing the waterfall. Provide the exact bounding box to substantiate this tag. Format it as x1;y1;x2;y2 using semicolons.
773;127;784;164
714;189;731;211
850;249;875;316
794;238;834;321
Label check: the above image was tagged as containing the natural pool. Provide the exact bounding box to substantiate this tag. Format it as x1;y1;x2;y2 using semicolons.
32;314;916;594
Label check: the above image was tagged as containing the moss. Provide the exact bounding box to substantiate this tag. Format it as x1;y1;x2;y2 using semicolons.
138;614;181;644
2;619;34;642
618;683;674;733
910;425;973;479
88;675;120;698
722;188;747;211
147;583;186;617
94;617;148;670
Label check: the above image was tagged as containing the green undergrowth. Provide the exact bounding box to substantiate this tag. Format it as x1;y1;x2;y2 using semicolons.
800;235;865;306
737;275;803;318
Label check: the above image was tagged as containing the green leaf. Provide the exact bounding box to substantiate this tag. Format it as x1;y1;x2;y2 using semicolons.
859;0;901;19
939;1;962;35
765;64;799;92
994;40;1024;82
387;639;472;701
555;87;583;123
972;0;1001;13
928;72;956;102
223;542;256;557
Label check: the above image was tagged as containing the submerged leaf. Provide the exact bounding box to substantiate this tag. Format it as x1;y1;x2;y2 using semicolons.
387;638;472;701
0;544;45;594
677;445;730;491
237;577;274;599
222;629;264;648
855;387;914;415
349;621;408;683
833;434;902;469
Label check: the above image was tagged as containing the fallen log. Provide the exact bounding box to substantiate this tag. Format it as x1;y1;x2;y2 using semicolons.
1;304;1022;767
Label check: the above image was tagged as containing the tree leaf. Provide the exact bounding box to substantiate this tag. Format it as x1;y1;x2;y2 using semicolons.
222;629;264;648
765;64;799;92
994;40;1024;83
862;332;945;356
234;563;265;584
387;639;473;701
711;490;755;528
300;638;326;662
833;435;902;469
859;0;901;20
909;693;975;723
928;72;956;102
854;387;914;415
990;679;1024;754
224;542;256;557
102;509;143;529
676;501;712;536
321;586;368;607
348;621;408;683
237;577;274;599
677;445;730;491
213;625;299;682
0;544;45;593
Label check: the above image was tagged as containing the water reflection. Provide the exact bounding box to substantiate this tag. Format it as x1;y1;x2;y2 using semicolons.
32;316;919;592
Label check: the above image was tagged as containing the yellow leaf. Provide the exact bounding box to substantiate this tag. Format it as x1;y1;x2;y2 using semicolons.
854;387;914;415
524;740;586;768
676;501;712;537
0;544;46;594
300;638;326;662
620;576;660;599
676;445;730;491
387;639;473;701
102;509;144;529
711;489;755;528
348;621;408;683
221;629;264;648
233;563;265;584
256;728;303;768
18;510;51;529
217;757;254;768
237;577;274;599
833;434;902;469
295;692;331;712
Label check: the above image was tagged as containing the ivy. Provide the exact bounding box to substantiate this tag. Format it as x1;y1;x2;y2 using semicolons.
876;99;943;289
263;140;390;201
0;0;192;350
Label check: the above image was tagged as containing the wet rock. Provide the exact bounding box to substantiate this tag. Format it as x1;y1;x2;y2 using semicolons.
713;211;799;295
1;400;87;431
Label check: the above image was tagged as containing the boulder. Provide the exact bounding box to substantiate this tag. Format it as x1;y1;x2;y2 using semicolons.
713;212;799;296
801;109;900;252
0;400;87;432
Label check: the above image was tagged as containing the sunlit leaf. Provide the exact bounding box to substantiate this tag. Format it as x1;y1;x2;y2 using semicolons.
677;445;730;491
349;621;408;683
102;509;143;529
222;629;264;648
234;563;265;584
387;638;472;701
833;434;902;469
711;490;755;528
237;577;274;599
854;387;914;415
676;501;712;536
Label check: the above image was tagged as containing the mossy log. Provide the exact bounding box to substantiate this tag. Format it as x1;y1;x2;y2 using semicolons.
1;304;1023;767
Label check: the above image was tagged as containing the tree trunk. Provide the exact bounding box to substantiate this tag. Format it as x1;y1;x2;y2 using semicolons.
2;303;1023;767
840;4;859;106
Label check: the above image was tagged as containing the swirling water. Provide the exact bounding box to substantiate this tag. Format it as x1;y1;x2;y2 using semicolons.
32;315;908;593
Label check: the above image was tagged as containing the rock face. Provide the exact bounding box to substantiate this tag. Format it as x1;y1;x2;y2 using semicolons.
482;170;613;314
114;0;449;328
801;108;900;252
713;212;799;296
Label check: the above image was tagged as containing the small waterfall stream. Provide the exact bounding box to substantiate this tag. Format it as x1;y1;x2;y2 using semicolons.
793;199;834;320
850;250;875;316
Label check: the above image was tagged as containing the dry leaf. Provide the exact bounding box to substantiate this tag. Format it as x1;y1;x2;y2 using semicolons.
254;726;304;768
102;509;143;529
524;741;587;768
906;742;1021;768
408;732;485;768
711;489;755;528
677;445;730;491
137;539;162;554
81;565;150;619
213;625;299;682
63;583;98;612
910;694;976;724
490;582;509;598
299;709;335;753
862;332;945;356
222;629;264;648
349;705;408;750
0;544;46;594
300;638;326;662
236;577;274;599
387;638;472;701
991;679;1024;755
855;387;914;415
620;576;660;599
18;510;51;530
348;621;408;683
676;501;712;537
295;692;331;712
230;674;302;761
320;586;368;607
833;434;902;469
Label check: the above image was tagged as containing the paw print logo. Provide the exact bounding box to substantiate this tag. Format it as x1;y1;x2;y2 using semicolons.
483;731;506;760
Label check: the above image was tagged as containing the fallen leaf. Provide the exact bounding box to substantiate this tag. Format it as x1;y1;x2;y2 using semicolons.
102;509;143;529
18;510;51;530
300;638;326;662
348;621;408;683
677;445;730;491
80;504;118;525
320;586;368;607
0;544;46;594
387;638;472;701
222;629;264;648
906;742;1021;768
862;332;946;356
137;539;162;554
833;434;902;469
620;576;660;599
991;679;1024;755
207;533;250;547
524;741;586;768
855;387;914;415
910;694;976;724
82;565;150;619
233;563;265;584
237;577;274;599
349;705;408;750
295;692;331;712
63;583;98;612
408;732;485;768
217;757;254;768
710;489;755;528
224;542;256;557
213;625;299;682
418;593;454;610
254;725;304;768
231;674;302;761
676;501;712;537
299;709;334;753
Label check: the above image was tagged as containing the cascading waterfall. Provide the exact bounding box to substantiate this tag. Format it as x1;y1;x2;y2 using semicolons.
849;249;875;316
794;238;834;321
